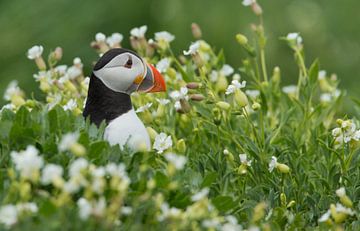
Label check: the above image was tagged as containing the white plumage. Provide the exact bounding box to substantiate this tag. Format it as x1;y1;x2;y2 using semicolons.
104;108;150;151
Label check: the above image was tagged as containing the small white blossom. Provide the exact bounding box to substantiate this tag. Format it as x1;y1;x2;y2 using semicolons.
69;158;89;178
158;203;182;221
239;154;252;166
191;188;209;201
106;33;123;47
225;80;246;95
318;70;326;80
320;93;332;103
63;99;77;111
4;81;23;101
282;85;297;94
336;187;346;198
121;206;133;215
246;90;260;99
220;64;234;76
73;57;82;66
130;25;147;38
335;203;355;215
0;104;15;113
183;41;201;55
156;58;171;73
59;132;79;152
16;202;38;214
153;133;172;154
174;101;181;110
135;103;153;113
286;32;303;46
155;31;175;43
156;98;170;105
67;66;82;79
268;156;278;172
210;70;218;82
41;164;63;185
0;205;18;228
165;153;187;170
11;146;44;180
95;32;106;42
318;210;331;223
170;87;188;101
27;45;44;59
77;198;92;220
242;0;255;6
55;65;68;76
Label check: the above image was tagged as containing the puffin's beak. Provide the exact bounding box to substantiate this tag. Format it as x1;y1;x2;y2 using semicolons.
137;63;166;93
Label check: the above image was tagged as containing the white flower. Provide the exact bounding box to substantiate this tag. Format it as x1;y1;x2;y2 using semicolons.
242;0;255;6
130;25;147;38
55;65;68;76
16;202;38;214
165;153;187;170
63;99;77;111
239;154;252;166
268;156;278;172
156;98;170;105
222;215;242;231
225;80;246;95
0;205;18;228
121;206;133;215
286;32;303;46
106;33;123;47
335;203;355;215
153;133;172;154
4;81;22;101
183;41;201;55
69;158;88;178
41;164;63;185
332;128;341;137
73;57;82;65
246;89;260;99
174;101;181;110
318;70;326;80
282;85;297;94
77;198;92;220
191;188;209;201
155;31;175;43
0;104;15;113
158;203;182;221
318;210;331;222
11;146;44;180
336;187;346;197
67;66;82;79
135;103;153;113
353;130;360;141
220;64;234;76
210;70;218;82
156;58;171;73
95;32;106;42
59;132;79;151
320;93;332;103
170;87;188;101
202;218;220;228
27;45;44;59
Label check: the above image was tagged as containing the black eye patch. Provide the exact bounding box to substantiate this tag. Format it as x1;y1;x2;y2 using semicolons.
93;48;141;71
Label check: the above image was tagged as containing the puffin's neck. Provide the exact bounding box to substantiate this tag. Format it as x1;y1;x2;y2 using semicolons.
83;74;132;126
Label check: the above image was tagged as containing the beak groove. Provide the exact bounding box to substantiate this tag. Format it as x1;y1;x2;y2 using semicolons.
137;63;166;93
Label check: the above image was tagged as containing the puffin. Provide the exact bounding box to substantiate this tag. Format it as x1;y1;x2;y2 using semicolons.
83;48;166;151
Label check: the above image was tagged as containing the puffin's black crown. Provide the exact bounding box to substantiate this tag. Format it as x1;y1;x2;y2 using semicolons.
93;48;141;71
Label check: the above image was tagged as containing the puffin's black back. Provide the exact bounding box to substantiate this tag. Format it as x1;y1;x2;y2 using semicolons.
83;48;137;126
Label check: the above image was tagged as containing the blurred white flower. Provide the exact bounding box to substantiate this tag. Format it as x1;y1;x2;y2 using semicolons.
0;103;15;113
158;203;182;221
318;210;331;222
220;64;234;76
41;164;64;185
11;145;44;180
318;70;326;80
156;98;170;105
135;103;153;113
210;70;218;82
242;0;255;6
336;187;346;197
170;87;189;101
156;58;171;73
282;85;297;94
77;197;106;220
55;65;68;76
77;198;92;220
153;133;172;154
222;215;242;231
191;188;209;201
286;32;303;46
95;32;106;42
165;153;187;170
268;156;277;172
73;57;82;66
59;132;79;152
174;101;181;110
0;205;18;228
106;33;123;47
69;158;88;178
225;80;246;95
335;203;355;215
4;81;23;101
183;41;201;55
239;154;252;166
63;99;77;111
16;202;38;214
67;66;82;79
246;89;260;99
27;45;44;59
130;25;147;38
155;31;175;43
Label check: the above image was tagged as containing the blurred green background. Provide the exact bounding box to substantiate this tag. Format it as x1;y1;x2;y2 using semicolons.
1;0;359;104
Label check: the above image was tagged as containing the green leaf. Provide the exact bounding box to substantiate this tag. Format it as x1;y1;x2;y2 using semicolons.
201;172;217;188
308;59;319;86
212;195;235;212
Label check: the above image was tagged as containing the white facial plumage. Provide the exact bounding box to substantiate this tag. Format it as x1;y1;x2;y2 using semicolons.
93;52;146;94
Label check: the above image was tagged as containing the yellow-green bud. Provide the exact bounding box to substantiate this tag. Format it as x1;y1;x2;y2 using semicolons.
35;57;46;71
216;75;228;92
238;164;248;174
236;33;248;46
176;139;186;153
330;204;347;224
234;89;248;107
252;102;261;111
146;127;158;141
167;67;177;80
280;193;287;207
216;101;231;110
11;95;26;107
340;196;353;208
287;200;296;208
272;66;281;84
212;107;222;125
252;202;267;223
277;163;290;173
70;143;86;156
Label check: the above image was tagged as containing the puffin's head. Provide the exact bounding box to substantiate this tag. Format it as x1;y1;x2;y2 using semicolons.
93;48;166;94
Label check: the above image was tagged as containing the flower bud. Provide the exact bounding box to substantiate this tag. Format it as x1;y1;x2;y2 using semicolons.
191;23;202;39
234;89;248;107
70;143;86;156
186;82;200;89
340;196;353;208
216;75;228;92
236;33;248;46
330;204;347;224
238;164;248;174
216;101;231;110
223;149;235;163
54;47;63;60
11;95;26;107
190;94;205;101
212;107;222;125
252;202;267;223
176;139;186;153
272;66;281;84
252;3;263;16
287;200;296;208
166;68;177;80
35;57;47;71
280;193;287;207
276;163;290;173
252;102;261;111
179;99;191;113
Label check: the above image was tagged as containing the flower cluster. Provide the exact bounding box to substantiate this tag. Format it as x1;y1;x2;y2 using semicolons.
332;119;360;149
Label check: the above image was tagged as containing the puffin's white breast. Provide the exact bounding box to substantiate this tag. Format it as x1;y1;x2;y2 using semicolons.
104;109;150;151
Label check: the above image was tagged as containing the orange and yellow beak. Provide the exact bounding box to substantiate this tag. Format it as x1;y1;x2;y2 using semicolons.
137;63;166;93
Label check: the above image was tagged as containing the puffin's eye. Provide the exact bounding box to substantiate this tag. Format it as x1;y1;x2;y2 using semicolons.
124;57;133;69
